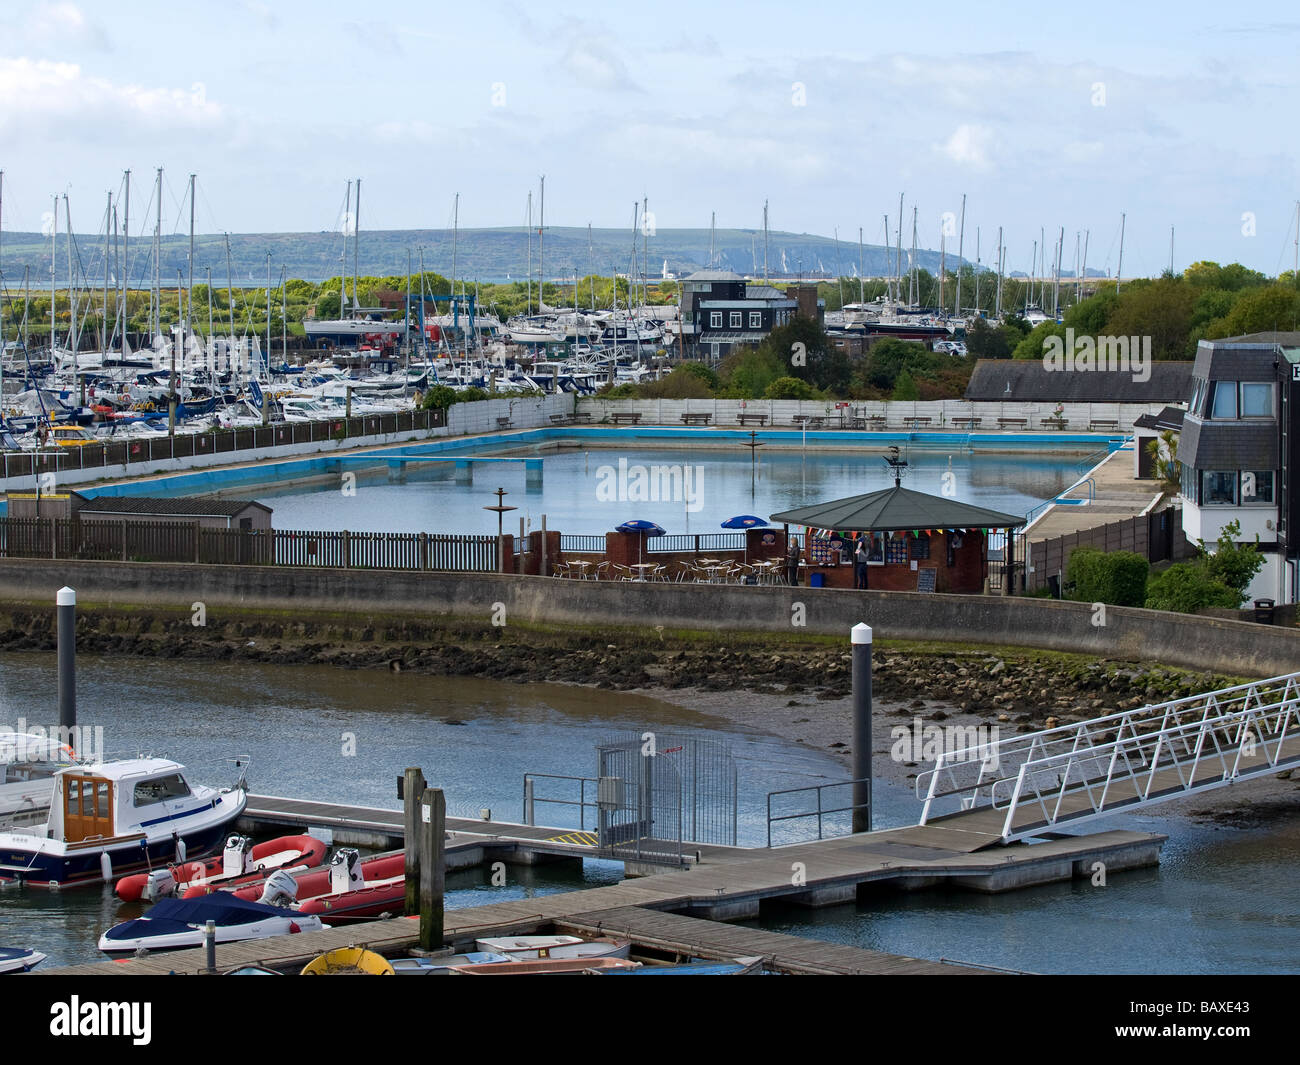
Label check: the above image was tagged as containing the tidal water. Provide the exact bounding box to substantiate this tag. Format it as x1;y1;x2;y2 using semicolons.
250;446;1087;536
1;651;1296;973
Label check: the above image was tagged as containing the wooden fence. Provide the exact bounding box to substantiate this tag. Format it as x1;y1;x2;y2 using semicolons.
0;517;498;573
1;409;447;480
1025;505;1190;591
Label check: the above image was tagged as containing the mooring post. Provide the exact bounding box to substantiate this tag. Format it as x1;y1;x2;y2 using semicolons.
203;920;216;974
57;586;76;741
402;767;425;916
851;622;873;833
418;786;446;951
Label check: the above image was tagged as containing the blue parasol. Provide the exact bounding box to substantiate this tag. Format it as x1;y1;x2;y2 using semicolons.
615;520;666;567
720;515;768;529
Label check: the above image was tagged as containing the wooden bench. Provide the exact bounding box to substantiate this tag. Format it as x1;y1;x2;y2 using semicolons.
997;417;1028;429
1089;419;1120;432
610;412;642;425
548;414;571;425
792;414;826;429
955;417;982;429
737;413;768;426
868;416;888;429
681;413;712;425
906;416;933;429
495;417;512;429
572;412;593;423
1039;418;1068;430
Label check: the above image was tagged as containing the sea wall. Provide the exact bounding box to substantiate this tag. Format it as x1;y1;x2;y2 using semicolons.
0;560;1294;677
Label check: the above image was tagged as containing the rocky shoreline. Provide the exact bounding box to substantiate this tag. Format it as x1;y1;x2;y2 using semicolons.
2;603;1294;825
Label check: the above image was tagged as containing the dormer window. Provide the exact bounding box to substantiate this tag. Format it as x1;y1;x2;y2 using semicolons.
1205;380;1272;419
1209;381;1237;419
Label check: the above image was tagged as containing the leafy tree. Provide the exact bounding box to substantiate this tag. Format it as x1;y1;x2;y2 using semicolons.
717;346;784;398
639;366;714;399
421;385;458;411
1066;547;1149;606
764;375;818;400
756;319;847;393
1012;320;1066;360
891;368;920;400
1103;278;1197;360
965;317;1012;358
1144;521;1264;612
1062;290;1119;335
1205;285;1300;339
677;361;719;391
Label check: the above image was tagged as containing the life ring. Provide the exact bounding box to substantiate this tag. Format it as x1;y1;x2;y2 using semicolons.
119;393;131;404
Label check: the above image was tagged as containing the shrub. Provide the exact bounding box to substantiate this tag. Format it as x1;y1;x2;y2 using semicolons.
1145;562;1243;613
764;376;818;400
1066;547;1149;606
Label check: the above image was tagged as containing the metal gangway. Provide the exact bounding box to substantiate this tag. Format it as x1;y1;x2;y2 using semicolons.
916;671;1300;843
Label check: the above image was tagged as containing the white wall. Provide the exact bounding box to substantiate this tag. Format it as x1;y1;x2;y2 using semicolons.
578;397;1170;432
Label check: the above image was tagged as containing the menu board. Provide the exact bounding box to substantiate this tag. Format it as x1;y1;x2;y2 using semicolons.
916;568;937;593
808;536;835;565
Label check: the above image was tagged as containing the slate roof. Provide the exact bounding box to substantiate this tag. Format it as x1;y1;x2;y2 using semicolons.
77;496;271;516
770;485;1024;531
1133;406;1186;432
964;360;1193;402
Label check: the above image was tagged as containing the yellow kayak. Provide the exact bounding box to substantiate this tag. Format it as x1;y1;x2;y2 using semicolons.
300;946;394;975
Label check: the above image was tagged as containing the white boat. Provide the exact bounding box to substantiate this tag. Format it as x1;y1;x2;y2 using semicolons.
0;732;76;828
474;935;632;960
0;947;47;974
0;757;248;888
98;893;325;955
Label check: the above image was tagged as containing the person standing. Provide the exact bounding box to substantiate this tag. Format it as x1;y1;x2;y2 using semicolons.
854;536;870;589
786;537;801;586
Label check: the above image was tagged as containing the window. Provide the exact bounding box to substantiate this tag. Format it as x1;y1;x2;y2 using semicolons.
1189;378;1205;413
909;535;931;560
729;311;742;328
1200;470;1237;505
749;311;762;329
134;774;192;807
1210;381;1237;420
1241;470;1274;504
709;312;722;329
866;532;884;564
1241;382;1272;417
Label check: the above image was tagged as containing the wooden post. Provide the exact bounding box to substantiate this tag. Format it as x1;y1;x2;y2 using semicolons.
418;786;445;951
402;767;425;916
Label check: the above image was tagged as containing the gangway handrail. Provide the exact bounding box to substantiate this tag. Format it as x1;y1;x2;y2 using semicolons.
917;672;1300;837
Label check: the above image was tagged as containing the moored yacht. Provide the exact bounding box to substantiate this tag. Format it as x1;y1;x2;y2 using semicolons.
0;757;247;888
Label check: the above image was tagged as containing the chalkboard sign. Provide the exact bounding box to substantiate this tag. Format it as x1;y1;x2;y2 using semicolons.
916;568;937;593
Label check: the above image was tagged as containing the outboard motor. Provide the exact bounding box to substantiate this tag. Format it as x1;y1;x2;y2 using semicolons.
221;835;253;878
143;868;177;901
328;848;364;895
258;868;298;909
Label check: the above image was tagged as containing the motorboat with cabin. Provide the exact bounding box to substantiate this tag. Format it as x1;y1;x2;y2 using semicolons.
0;757;247;888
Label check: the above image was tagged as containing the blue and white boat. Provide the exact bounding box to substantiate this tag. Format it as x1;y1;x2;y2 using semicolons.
0;947;47;974
98;893;325;956
0;757;247;888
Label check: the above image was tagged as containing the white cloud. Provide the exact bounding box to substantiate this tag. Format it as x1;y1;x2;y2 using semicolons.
561;37;642;92
22;2;110;51
0;59;223;136
938;124;996;169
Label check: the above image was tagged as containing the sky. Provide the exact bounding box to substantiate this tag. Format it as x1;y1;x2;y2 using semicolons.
1;0;1298;278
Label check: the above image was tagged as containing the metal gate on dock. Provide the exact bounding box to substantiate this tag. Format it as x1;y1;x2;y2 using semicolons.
594;732;737;866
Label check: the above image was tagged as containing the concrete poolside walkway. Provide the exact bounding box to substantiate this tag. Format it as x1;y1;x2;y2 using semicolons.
1025;444;1166;544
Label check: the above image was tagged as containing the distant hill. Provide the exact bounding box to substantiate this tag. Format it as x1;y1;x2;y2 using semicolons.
0;226;967;287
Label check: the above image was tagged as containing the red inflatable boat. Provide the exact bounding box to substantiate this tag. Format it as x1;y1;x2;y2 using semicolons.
115;834;328;902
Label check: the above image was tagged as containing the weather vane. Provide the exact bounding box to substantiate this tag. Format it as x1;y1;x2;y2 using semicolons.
883;446;909;488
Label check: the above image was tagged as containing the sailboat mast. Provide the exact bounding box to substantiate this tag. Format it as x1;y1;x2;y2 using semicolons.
526;191;532;316
762;200;768;282
895;194;903;305
709;211;715;267
974;227;981;312
995;225;1003;318
121;170;129;360
861;225;868;303
538;175;544;312
1116;212;1125;294
103;191;111;353
49;194;57;355
955;193;966;317
341;180;350;320
1081;230;1090;301
353;177;361;312
153;167;162;341
187;173;195;368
